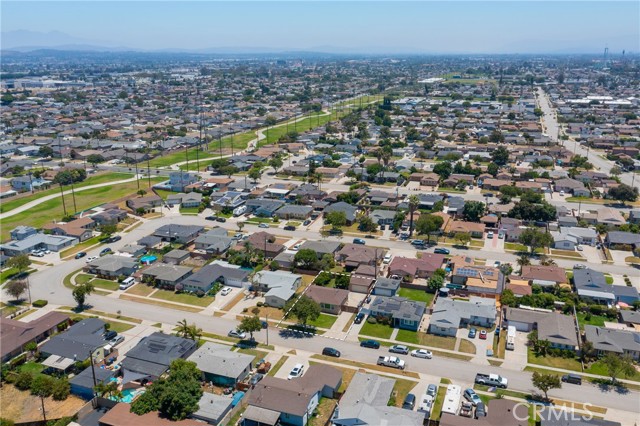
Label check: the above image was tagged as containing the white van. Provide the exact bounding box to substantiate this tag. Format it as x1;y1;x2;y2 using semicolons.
119;277;135;290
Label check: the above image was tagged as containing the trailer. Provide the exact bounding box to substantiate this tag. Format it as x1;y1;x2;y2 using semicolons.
441;384;461;415
506;326;516;351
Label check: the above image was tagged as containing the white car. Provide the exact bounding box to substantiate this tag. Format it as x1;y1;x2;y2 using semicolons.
410;349;433;359
292;243;301;251
288;363;305;380
228;330;246;339
258;223;269;229
86;256;98;263
383;254;392;264
220;287;232;296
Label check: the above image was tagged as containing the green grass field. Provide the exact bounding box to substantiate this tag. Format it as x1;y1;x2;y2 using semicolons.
308;313;338;329
359;321;394;339
60;236;103;258
396;330;457;350
91;278;121;291
1;177;166;241
0;173;134;213
398;288;434;305
151;289;214;307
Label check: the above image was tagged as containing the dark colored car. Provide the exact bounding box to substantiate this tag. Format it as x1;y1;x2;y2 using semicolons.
103;330;117;341
303;219;311;226
322;347;341;358
561;374;582;385
354;312;365;324
100;247;113;256
353;238;366;245
402;393;416;410
215;217;227;223
75;252;87;259
284;225;296;231
468;328;477;339
106;235;121;243
434;247;450;255
205;216;218;221
261;321;268;329
360;339;380;349
475;402;487;418
249;373;264;386
329;228;343;235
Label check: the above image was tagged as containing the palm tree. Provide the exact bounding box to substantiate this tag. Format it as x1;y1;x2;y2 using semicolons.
539;256;556;266
516;254;531;272
408;195;419;237
176;319;190;339
187;324;202;342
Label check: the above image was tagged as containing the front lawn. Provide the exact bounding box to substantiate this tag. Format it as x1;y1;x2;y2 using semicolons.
586;360;640;381
91;278;121;291
106;321;135;333
60;236;103;257
180;206;200;215
527;347;581;371
389;378;419;408
576;312;608;329
308;313;338;329
125;284;156;296
359;321;394;339
398;288;434;305
75;274;94;285
459;339;477;354
151;289;214;307
395;330;456;350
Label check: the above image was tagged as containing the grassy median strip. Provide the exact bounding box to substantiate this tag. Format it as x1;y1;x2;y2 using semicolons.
267;355;289;377
311;354;420;379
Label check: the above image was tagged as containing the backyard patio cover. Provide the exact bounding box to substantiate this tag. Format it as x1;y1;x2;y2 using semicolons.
242;405;280;426
121;369;151;385
42;354;75;371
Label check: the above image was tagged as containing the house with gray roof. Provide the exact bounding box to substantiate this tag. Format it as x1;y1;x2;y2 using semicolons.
0;233;77;256
194;230;234;254
613;285;639;305
584;325;640;361
245;198;285;217
165;192;202;208
620;310;640;326
84;255;138;279
298;240;341;259
275;204;313;220
536;312;579;351
324;201;358;224
153;224;204;244
369;296;426;331
192;392;234;425
70;367;115;400
141;263;193;289
572;267;615;305
40;318;109;364
181;262;250;292
605;231;640;250
162;249;190;265
333;372;424;426
121;332;197;380
369;209;396;225
429;297;496;337
372;277;401;297
255;270;302;308
187;342;253;386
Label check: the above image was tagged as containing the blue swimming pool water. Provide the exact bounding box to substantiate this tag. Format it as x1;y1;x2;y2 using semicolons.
110;388;144;403
140;255;157;264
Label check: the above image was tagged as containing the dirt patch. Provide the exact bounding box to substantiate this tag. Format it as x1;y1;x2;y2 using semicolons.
0;384;86;423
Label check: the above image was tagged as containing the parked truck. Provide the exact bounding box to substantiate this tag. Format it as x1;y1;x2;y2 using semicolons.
377;356;406;370
475;373;508;388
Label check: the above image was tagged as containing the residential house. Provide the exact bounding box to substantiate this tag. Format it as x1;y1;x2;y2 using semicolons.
429;297;496;336
10;226;37;241
298;240;341;259
439;399;529;426
388;254;446;281
0;233;78;256
162;249;190;265
605;231;640;251
552;227;597;249
118;244;146;257
504;308;578;350
417;193;444;209
612;285;639;306
520;265;568;287
276;205;313;220
324;201;358;225
11;176;51;192
305;286;349;315
194;229;234;254
98;402;202;426
121;332;197;380
369;296;426;331
628;209;640;224
450;262;506;297
181;262;250;292
137;235;163;249
166;192;203;208
153;224;204;244
336;244;384;269
554;178;590;197
141;263;193;289
369;209;396;226
84;255;138;279
332;372;424;426
245;198;285;217
445;220;486;238
167;171;199;192
597;207;626;227
187;342;253;386
372;277;401;297
349;264;377;294
91;208;128;226
70;368;115;400
254;270;302;308
127;194;163;213
572;267;615;305
40;318;110;366
584;325;640;361
42;221;94;242
247;365;342;426
244;232;286;258
0;312;69;362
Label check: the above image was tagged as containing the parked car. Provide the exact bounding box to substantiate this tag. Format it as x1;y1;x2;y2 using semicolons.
353;238;366;245
433;247;450;254
292;243;301;251
106;235;121;243
354;313;365;324
426;384;437;397
411;239;425;247
103;330;117;341
475;402;487;418
228;330;246;339
109;335;125;346
487;231;494;239
360;339;380;349
468;328;477;339
460;401;473;418
561;374;582;385
85;256;98;263
389;345;409;355
216;217;227;223
75;251;87;259
402;393;416;410
383;254;392;264
576;245;583;251
287;364;305;380
220;287;232;296
494;261;501;267
410;349;432;359
574;264;586;269
303;219;311;226
258;223;269;228
329;228;343;235
479;330;487;340
205;216;218;221
100;247;112;256
464;388;482;406
284;225;296;231
322;347;341;357
249;373;264;386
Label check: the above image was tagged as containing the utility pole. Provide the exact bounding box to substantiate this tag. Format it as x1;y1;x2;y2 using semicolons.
59;183;67;217
265;314;269;346
70;183;77;213
89;350;97;389
147;147;152;188
134;159;140;190
40;395;47;423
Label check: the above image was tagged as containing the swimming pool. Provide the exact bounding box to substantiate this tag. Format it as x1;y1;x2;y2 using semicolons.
110;388;145;403
140;255;157;265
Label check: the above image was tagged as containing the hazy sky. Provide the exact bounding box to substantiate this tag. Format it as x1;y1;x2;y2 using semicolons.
2;1;639;53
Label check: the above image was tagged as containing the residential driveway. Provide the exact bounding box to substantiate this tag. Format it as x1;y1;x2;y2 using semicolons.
503;331;528;370
581;245;602;264
272;352;311;380
323;311;356;340
483;235;502;251
211;287;242;310
610;249;632;266
114;324;157;363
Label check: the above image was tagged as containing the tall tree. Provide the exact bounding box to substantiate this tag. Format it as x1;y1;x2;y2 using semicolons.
491;146;509;165
532;372;561;401
287;295;320;328
415;214;444;244
607;184;638;204
462;201;486;222
519;227;553;254
601;353;635;384
408;195;419;237
5;280;28;302
72;282;95;310
238;315;262;341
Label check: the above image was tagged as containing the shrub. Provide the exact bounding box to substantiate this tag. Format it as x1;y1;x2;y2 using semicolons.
32;299;48;308
51;377;70;400
251;307;261;315
256;302;264;307
242;308;248;313
367;316;377;324
9;353;26;368
117;275;126;283
71;317;84;324
57;322;69;332
14;371;33;390
195;289;205;297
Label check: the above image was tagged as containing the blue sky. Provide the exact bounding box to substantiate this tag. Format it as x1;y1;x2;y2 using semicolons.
2;1;638;53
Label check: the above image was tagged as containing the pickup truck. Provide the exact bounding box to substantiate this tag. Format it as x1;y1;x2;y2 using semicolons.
475;373;508;388
377;356;405;370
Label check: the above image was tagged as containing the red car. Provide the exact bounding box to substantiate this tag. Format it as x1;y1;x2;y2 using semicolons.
479;330;488;340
